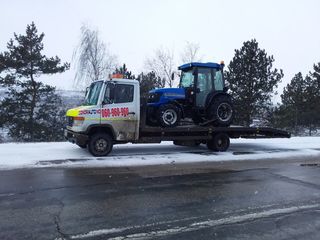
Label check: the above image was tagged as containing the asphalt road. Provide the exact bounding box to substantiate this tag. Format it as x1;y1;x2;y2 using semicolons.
1;156;320;240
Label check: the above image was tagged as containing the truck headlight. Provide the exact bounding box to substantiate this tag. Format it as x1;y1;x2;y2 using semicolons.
73;116;85;126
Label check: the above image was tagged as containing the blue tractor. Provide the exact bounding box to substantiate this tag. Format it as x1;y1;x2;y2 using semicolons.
147;62;234;127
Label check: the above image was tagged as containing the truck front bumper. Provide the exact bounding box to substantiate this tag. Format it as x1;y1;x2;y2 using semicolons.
64;129;89;146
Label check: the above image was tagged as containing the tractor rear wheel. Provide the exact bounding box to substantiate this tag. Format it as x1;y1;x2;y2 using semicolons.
157;104;181;127
208;95;234;127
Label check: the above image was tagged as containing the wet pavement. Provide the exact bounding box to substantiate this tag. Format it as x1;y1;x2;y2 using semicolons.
1;156;320;239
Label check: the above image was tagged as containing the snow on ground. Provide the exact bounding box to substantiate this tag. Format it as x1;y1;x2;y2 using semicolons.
0;137;319;170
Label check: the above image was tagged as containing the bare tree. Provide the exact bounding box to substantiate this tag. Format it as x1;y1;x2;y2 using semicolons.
73;24;118;89
180;41;202;63
145;47;175;88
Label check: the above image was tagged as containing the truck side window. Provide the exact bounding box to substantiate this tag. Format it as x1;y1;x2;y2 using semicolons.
103;84;113;104
114;84;134;103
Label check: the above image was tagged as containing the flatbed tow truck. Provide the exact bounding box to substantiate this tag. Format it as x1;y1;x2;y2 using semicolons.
65;77;290;157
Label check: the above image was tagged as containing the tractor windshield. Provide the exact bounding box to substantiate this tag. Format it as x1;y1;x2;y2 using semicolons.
84;81;103;105
180;70;194;88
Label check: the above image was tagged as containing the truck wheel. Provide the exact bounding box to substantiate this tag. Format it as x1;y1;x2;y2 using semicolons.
207;133;230;152
88;133;113;157
158;104;181;127
208;95;234;127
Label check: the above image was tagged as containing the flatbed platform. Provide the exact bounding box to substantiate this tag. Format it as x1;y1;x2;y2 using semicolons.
137;125;290;143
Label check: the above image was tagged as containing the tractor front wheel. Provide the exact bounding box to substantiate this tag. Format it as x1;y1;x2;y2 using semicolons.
157;104;181;127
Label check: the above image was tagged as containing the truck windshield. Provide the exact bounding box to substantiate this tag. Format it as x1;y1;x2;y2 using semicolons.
84;81;103;105
180;70;194;88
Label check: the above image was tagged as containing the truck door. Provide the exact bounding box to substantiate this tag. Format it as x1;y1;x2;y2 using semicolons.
102;82;139;141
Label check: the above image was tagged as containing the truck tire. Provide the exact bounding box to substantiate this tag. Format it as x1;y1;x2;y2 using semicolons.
157;104;181;127
207;95;234;127
207;133;230;152
88;133;113;157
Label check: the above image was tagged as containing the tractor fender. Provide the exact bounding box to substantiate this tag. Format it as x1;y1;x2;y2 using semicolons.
205;91;232;110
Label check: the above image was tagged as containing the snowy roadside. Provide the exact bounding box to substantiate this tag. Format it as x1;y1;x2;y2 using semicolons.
0;137;319;170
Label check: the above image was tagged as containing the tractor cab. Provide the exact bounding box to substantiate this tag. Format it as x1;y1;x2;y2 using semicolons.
178;62;226;109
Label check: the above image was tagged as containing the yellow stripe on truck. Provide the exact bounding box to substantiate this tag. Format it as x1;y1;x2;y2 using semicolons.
66;108;80;117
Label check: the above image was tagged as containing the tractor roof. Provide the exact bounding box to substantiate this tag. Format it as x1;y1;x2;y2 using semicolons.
178;62;222;70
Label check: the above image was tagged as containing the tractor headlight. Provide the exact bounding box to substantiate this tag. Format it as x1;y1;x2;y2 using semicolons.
148;92;162;103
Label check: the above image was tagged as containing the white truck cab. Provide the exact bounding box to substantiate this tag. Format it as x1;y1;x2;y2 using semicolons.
65;78;141;155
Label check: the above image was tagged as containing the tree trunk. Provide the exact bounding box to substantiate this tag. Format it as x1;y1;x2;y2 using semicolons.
309;124;312;136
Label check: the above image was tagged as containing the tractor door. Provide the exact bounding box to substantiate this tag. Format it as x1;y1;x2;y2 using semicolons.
195;67;214;108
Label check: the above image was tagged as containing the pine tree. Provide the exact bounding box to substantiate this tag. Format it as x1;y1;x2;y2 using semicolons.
137;71;162;97
275;68;320;136
279;73;306;134
225;39;283;126
308;62;320;130
0;22;70;141
113;64;135;79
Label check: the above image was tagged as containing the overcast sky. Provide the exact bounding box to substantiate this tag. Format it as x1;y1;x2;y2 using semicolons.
1;0;320;100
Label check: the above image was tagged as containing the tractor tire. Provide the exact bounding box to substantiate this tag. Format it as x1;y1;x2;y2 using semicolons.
207;133;230;152
88;133;113;157
207;95;234;127
157;104;181;127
